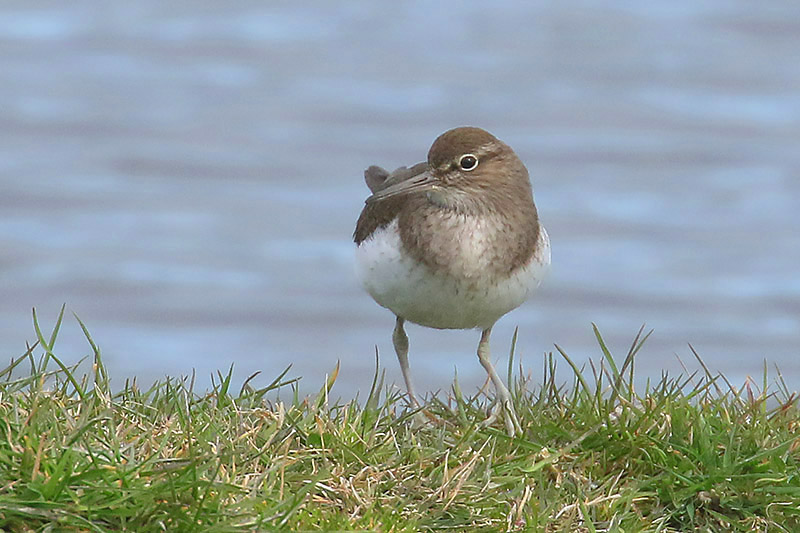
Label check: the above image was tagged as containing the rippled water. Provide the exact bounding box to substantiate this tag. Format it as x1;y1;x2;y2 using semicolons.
1;1;799;396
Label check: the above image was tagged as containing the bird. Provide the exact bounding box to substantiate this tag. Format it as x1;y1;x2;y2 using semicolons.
353;126;550;436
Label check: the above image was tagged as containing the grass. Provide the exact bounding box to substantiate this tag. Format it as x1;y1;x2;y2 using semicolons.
0;307;798;532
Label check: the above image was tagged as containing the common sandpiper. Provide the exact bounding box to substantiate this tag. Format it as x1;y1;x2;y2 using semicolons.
354;126;551;436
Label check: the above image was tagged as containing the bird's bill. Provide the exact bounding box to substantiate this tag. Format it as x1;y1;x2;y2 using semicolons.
365;169;439;204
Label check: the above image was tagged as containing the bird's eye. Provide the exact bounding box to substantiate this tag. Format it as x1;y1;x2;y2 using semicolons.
459;154;478;171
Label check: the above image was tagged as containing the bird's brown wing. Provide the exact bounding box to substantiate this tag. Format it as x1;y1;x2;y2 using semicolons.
364;166;390;193
354;162;427;244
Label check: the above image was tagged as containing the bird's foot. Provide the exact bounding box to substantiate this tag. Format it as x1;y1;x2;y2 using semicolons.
403;395;440;430
482;397;521;437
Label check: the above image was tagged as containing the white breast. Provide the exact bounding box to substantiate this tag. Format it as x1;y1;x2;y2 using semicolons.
355;219;551;330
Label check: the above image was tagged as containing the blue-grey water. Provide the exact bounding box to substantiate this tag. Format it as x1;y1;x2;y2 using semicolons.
1;1;799;397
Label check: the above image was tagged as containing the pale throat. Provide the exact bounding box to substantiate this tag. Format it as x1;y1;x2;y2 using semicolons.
424;183;507;216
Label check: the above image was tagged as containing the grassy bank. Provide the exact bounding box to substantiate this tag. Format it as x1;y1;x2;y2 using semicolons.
0;309;798;532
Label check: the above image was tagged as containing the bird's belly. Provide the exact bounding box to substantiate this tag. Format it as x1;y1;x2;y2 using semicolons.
355;220;550;330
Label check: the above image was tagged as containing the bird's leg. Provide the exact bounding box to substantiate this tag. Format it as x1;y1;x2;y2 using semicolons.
393;317;420;408
477;326;521;437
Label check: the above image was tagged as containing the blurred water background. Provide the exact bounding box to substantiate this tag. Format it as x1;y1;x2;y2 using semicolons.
1;1;799;397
